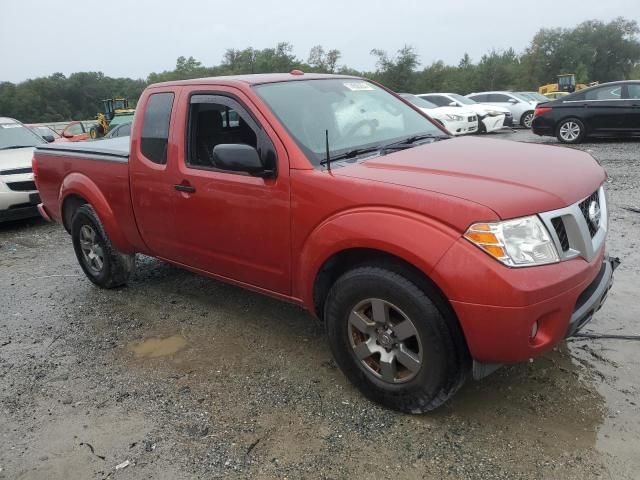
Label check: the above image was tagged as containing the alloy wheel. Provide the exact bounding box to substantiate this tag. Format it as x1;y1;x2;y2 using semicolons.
348;298;423;384
559;121;581;142
523;113;534;128
79;224;105;274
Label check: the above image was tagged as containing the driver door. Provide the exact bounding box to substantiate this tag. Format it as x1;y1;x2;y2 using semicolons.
169;88;292;295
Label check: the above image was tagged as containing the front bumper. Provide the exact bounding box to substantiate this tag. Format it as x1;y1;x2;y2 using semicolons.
0;190;41;223
443;118;478;136
480;114;505;133
431;236;617;364
565;255;618;337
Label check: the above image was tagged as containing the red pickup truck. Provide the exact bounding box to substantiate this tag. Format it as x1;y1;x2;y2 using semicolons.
33;73;617;412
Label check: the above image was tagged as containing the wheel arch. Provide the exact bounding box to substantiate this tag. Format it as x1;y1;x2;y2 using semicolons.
313;247;471;367
60;173;132;252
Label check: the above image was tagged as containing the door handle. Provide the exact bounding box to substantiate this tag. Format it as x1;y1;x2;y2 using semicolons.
174;184;196;193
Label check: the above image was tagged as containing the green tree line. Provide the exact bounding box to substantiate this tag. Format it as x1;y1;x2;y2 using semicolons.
1;17;639;123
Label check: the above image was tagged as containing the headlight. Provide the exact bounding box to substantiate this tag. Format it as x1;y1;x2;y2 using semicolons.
445;114;464;121
464;215;559;267
487;110;501;116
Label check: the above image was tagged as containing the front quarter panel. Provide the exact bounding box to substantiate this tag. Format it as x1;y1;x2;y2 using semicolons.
296;207;461;309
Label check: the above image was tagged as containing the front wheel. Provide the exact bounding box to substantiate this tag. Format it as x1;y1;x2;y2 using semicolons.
71;204;135;288
556;118;586;144
324;266;468;413
521;111;534;129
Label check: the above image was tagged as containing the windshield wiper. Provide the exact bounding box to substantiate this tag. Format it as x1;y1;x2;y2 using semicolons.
320;146;381;166
0;145;36;151
381;134;448;152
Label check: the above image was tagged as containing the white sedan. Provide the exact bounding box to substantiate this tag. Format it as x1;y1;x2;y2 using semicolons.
417;93;509;132
399;94;478;135
0;117;45;222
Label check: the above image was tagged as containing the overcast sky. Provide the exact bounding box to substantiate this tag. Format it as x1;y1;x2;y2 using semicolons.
2;0;639;83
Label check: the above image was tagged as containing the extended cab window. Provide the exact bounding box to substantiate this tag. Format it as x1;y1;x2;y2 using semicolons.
141;92;174;164
187;95;275;172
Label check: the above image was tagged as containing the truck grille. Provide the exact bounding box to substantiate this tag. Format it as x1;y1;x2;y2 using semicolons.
578;190;600;237
6;180;37;191
539;186;607;263
551;217;570;251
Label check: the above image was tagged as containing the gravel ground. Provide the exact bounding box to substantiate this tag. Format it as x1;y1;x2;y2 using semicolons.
1;130;639;480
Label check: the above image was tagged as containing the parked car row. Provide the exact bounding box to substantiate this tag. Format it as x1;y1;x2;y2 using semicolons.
402;89;539;133
532;80;640;144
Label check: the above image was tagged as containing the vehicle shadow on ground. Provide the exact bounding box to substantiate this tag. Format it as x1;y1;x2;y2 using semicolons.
0;217;46;233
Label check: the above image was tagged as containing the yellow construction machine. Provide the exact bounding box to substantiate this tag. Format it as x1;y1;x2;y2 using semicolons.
89;97;135;139
538;74;598;96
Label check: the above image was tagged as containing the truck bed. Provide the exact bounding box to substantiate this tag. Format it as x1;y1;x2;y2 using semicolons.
33;136;144;253
35;136;130;161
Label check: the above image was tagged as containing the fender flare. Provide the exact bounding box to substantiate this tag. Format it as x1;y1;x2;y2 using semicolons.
60;172;133;253
295;207;460;309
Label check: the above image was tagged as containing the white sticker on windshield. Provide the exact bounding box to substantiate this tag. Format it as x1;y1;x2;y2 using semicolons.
344;82;375;91
0;124;21;128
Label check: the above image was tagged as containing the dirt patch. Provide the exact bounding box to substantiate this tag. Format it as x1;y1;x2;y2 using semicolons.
128;335;188;358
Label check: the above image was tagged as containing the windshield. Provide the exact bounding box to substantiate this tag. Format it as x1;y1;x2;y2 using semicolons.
254;79;444;166
448;94;475;105
0;121;45;150
32;126;60;138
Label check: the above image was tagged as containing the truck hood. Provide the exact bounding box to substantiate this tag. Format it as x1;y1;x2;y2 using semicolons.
335;137;606;219
0;147;35;173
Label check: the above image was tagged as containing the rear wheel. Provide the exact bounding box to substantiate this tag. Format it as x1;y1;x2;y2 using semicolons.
556;118;586;144
521;111;534;129
325;266;468;413
71;204;135;288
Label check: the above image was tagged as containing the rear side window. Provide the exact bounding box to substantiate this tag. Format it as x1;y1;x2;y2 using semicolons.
141;92;174;164
628;84;640;99
489;94;510;102
584;86;622;101
423;95;449;107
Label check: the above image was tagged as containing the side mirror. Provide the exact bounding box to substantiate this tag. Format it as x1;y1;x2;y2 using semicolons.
62;130;74;138
508;98;519;104
449;101;459;107
43;134;55;143
212;144;271;176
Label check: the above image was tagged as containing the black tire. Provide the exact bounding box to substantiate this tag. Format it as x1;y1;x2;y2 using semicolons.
555;118;586;144
324;266;468;413
89;125;104;139
71;204;135;288
521;111;534;129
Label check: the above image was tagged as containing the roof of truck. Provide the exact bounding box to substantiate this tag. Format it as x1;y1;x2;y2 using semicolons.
148;72;360;89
